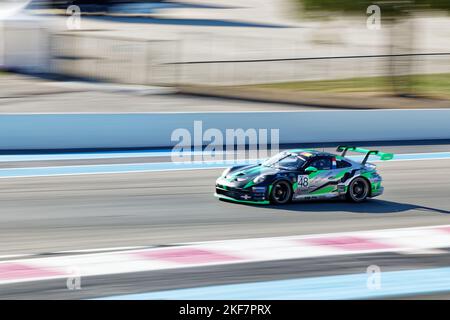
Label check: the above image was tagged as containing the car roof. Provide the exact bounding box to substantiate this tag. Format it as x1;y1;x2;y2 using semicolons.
287;149;336;158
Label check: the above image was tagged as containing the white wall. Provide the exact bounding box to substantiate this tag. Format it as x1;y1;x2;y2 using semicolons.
0;109;449;150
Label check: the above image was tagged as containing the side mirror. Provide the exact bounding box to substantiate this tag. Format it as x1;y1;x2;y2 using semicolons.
305;166;318;174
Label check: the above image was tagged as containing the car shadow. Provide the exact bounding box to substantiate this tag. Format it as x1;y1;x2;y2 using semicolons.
220;199;450;215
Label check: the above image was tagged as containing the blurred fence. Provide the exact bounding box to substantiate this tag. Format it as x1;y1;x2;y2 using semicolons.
49;32;450;86
50;33;179;85
171;53;450;86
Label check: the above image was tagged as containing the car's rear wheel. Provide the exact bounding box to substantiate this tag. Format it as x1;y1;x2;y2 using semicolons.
270;180;292;205
347;177;370;202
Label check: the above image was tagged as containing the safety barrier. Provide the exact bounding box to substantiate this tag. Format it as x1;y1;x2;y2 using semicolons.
0;109;449;150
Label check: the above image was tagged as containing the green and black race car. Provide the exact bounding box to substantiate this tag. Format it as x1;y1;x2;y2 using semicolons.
215;146;394;205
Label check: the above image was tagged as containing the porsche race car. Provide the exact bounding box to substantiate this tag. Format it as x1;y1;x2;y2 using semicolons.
215;146;394;205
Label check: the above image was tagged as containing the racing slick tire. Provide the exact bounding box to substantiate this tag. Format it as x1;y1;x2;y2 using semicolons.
270;180;293;205
346;177;370;203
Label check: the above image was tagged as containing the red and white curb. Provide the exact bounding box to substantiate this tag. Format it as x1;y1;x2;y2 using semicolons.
1;224;450;285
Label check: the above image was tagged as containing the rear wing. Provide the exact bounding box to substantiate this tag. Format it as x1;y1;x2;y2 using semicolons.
336;146;394;165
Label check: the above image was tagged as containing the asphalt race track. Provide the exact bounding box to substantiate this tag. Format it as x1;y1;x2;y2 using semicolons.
1;158;450;255
0;144;449;299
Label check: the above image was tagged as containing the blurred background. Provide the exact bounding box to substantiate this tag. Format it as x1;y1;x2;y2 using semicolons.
1;1;450;300
1;0;450;100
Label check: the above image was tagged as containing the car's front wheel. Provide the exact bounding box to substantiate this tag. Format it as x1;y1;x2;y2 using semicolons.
270;180;292;205
347;177;370;202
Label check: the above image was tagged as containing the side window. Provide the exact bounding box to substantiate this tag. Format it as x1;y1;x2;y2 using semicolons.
277;154;304;170
336;159;352;168
309;157;332;170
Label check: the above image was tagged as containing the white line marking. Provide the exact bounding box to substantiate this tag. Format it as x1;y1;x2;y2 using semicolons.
55;246;150;254
0;254;34;260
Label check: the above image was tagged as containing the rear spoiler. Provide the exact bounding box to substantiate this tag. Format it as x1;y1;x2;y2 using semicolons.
336;146;394;165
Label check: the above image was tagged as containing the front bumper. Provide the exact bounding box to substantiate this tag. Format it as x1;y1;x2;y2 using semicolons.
215;183;270;204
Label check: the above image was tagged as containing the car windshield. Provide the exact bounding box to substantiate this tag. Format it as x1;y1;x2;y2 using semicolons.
262;152;306;170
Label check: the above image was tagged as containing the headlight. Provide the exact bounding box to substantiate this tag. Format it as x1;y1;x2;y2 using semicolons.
221;168;231;177
253;175;266;184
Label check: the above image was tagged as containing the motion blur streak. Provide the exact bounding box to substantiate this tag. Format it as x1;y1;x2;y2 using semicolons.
99;267;450;300
2;0;450;302
0;156;449;298
0;157;449;255
0;149;449;163
1;151;450;178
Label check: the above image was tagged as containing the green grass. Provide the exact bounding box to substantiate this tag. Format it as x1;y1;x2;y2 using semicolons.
249;73;450;99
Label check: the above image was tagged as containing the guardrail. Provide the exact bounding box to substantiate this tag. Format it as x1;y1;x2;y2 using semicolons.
0;109;449;150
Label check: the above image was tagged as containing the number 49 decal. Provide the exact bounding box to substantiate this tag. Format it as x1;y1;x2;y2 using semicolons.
297;175;309;189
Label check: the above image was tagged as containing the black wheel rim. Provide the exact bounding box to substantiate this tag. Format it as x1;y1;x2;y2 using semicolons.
351;180;368;200
273;182;290;202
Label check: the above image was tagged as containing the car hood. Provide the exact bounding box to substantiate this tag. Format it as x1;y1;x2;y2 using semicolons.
222;164;279;185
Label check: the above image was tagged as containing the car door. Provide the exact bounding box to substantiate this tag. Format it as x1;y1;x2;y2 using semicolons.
302;156;338;197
